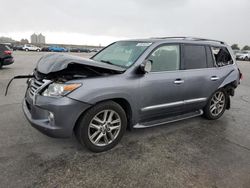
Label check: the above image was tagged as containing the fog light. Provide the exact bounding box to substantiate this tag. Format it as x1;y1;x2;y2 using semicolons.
48;112;54;123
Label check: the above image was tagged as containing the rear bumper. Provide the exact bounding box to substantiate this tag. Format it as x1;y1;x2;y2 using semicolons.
22;92;92;138
3;57;14;65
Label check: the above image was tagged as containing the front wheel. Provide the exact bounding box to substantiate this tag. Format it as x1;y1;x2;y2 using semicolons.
203;90;227;120
75;101;127;152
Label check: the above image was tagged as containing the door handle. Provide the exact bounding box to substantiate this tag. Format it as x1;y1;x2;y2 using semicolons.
174;79;184;84
211;76;219;81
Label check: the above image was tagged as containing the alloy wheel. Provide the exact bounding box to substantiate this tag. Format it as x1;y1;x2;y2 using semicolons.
88;110;121;147
209;91;226;117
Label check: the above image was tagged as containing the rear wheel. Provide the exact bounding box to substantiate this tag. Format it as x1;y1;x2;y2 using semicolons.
0;60;2;69
75;101;127;152
203;90;227;120
25;48;29;52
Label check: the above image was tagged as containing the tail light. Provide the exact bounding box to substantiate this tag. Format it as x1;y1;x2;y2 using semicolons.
4;50;12;55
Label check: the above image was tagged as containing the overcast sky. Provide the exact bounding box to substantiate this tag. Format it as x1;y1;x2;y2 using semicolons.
0;0;249;46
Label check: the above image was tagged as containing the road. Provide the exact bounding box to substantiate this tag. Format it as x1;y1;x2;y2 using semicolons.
0;51;250;188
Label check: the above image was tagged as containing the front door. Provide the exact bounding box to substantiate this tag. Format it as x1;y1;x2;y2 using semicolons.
139;44;185;122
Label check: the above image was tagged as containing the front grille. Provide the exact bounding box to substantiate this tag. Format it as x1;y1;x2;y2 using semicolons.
29;79;45;96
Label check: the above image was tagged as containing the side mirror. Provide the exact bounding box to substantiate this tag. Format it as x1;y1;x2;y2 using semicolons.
139;60;152;74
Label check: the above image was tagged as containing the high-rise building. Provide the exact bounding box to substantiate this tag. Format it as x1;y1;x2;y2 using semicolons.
31;33;37;43
30;33;46;44
37;33;45;44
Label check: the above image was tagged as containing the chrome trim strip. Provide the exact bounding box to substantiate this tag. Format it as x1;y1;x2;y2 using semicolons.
142;101;183;112
141;98;207;112
184;98;207;104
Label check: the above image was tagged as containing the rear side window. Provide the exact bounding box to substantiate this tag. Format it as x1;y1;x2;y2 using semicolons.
5;45;11;50
148;45;180;72
211;47;233;67
0;44;5;50
0;44;9;51
183;45;207;69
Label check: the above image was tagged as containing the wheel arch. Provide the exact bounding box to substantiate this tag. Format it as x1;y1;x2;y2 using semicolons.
218;69;239;90
74;98;134;134
218;82;236;110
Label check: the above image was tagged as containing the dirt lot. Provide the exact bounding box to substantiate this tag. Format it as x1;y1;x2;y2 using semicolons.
0;51;250;188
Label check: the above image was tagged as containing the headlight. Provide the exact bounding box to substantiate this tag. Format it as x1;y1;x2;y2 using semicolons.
42;83;81;97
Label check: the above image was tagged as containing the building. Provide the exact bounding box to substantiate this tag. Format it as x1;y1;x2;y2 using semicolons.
31;33;37;43
37;33;45;44
30;33;46;44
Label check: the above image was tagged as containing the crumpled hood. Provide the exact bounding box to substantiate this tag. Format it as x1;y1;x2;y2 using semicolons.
36;53;126;74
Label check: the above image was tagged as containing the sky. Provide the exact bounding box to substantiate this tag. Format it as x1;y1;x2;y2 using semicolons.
0;0;249;47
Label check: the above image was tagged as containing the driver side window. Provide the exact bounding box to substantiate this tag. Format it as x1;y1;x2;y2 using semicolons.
148;45;180;72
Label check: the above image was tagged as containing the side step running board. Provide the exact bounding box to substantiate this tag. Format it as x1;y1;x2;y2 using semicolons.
134;109;203;129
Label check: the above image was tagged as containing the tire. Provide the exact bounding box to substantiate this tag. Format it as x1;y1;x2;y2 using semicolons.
75;101;127;152
37;49;40;52
0;60;2;69
25;49;29;52
203;89;228;120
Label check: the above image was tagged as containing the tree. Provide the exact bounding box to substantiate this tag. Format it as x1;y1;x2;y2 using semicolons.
242;45;250;51
0;36;16;43
231;44;240;50
20;39;29;44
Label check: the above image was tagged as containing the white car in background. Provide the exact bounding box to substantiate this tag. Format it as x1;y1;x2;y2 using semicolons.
23;44;41;52
236;51;250;61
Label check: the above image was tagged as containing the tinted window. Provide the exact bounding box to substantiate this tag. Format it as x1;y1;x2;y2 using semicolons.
148;45;180;72
0;44;8;51
211;46;233;67
0;44;4;50
183;45;207;69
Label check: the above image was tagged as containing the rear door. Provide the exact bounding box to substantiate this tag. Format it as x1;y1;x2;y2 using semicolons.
182;44;219;111
180;44;232;111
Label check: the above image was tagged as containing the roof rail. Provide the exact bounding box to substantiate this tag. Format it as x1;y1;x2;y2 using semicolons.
151;36;226;45
187;37;226;45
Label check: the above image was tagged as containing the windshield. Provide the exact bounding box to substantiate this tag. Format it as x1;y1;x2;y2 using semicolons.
92;41;152;68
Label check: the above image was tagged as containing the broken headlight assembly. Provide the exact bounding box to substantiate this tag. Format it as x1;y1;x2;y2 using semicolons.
42;83;81;97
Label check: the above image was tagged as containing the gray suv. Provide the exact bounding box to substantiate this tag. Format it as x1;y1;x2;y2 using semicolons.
23;37;241;152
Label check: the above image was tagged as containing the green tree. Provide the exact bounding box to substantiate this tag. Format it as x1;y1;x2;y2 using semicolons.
231;44;240;50
242;45;250;51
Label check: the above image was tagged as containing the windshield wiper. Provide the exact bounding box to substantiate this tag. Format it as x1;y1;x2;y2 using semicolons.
100;60;126;68
100;60;116;66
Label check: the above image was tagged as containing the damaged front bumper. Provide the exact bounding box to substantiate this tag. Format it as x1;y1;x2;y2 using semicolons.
23;90;92;138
